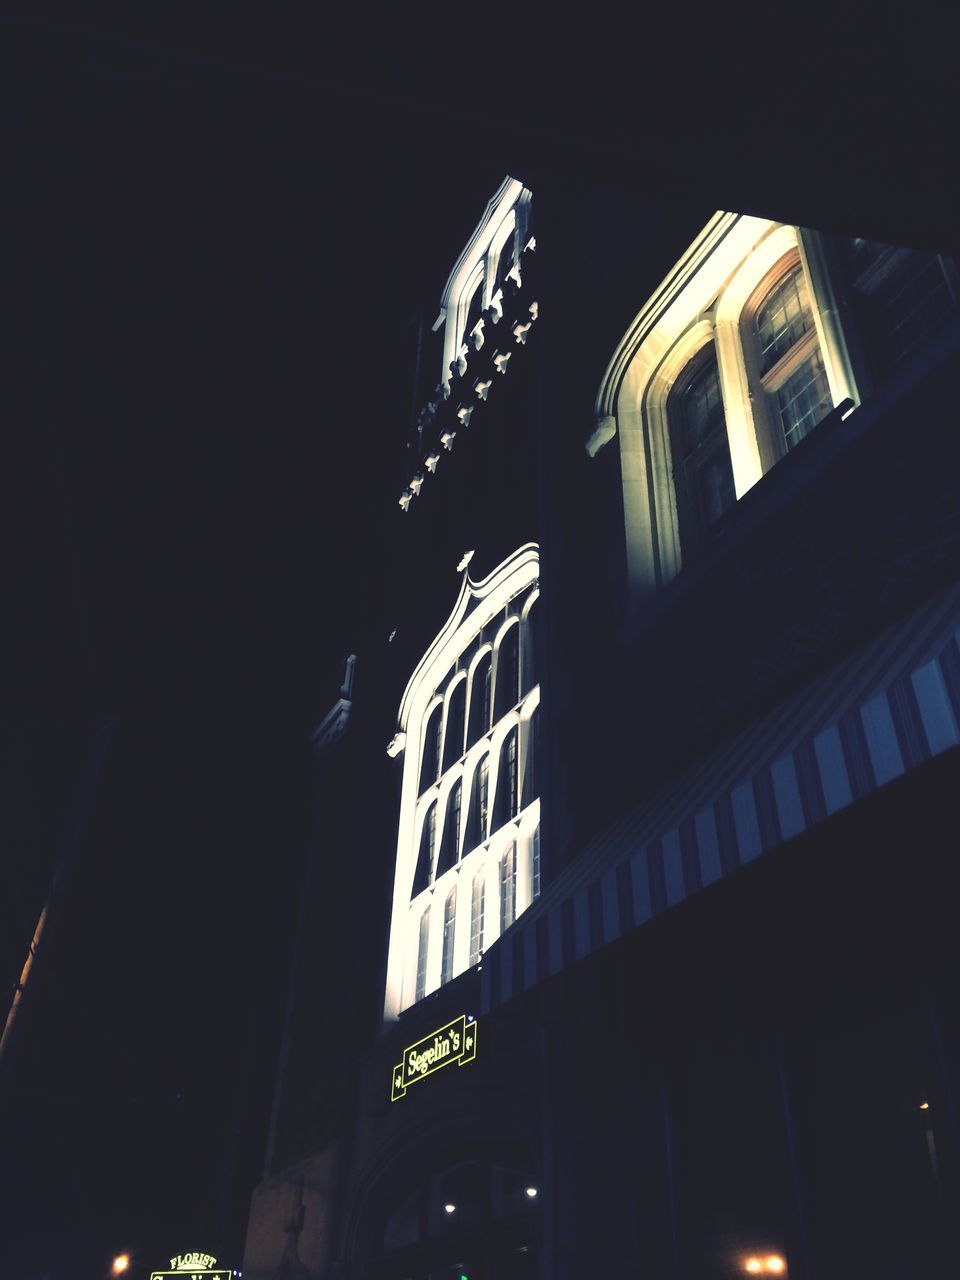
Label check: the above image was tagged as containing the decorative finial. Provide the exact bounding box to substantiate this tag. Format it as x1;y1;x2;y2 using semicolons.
456;549;475;573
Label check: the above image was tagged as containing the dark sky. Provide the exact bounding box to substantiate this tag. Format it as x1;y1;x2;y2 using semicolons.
1;6;957;1278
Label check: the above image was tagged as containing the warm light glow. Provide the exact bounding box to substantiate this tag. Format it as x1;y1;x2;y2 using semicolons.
525;1186;538;1198
766;1258;786;1274
112;1258;131;1276
745;1261;762;1275
444;1203;456;1214
920;1101;930;1110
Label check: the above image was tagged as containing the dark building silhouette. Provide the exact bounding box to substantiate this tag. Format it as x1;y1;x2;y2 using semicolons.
245;163;960;1280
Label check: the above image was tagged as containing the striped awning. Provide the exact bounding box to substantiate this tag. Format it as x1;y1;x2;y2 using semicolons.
481;583;960;1013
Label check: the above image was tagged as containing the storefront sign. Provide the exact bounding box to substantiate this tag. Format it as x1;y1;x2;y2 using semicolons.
391;1013;478;1100
150;1251;232;1280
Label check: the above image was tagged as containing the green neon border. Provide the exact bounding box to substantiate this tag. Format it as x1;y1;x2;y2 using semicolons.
391;1014;478;1101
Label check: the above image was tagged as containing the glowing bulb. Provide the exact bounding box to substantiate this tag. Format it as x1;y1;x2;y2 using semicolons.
444;1202;456;1214
112;1258;131;1277
766;1258;786;1274
745;1261;762;1275
525;1186;538;1197
920;1101;930;1110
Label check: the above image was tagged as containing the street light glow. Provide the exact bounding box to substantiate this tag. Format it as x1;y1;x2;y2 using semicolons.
112;1257;131;1276
745;1261;762;1274
766;1258;786;1274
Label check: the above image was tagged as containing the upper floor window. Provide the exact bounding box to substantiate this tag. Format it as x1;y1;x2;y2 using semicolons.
669;347;736;553
594;214;960;599
750;261;832;457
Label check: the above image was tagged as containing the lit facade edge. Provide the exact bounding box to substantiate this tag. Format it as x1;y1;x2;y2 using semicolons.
383;543;540;1022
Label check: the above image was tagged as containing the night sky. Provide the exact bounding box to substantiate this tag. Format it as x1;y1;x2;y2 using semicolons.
1;7;956;1278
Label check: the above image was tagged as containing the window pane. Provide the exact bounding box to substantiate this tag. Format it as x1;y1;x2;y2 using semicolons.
757;268;813;373
679;356;726;454
467;652;492;747
531;826;541;901
415;906;430;1002
420;705;443;793
412;803;437;897
776;350;832;450
500;844;517;935
443;680;467;771
469;874;485;964
440;886;457;985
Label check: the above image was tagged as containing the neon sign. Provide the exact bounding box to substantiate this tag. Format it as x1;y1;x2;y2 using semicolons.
391;1013;477;1101
150;1252;233;1280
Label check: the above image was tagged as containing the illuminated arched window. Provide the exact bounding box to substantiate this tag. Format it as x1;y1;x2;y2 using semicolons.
493;728;519;833
469;873;485;965
464;754;489;852
751;261;832;454
499;843;517;935
668;347;736;554
412;803;437;896
420;703;442;793
494;624;520;722
435;780;462;878
440;884;457;986
521;709;538;810
521;596;537;696
442;678;467;771
467;650;492;747
415;906;430;1003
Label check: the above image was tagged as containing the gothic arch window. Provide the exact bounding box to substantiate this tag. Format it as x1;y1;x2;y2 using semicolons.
467;648;492;747
463;752;490;852
493;621;520;722
746;257;832;459
442;675;467;771
520;591;538;696
668;344;736;555
419;701;442;793
435;778;463;878
412;801;437;896
385;544;541;1019
492;726;519;833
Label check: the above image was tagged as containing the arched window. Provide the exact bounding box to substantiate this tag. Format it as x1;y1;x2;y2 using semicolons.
494;624;520;722
492;728;519;833
668;347;736;555
494;228;515;298
750;261;832;455
435;780;462;878
469;872;485;965
412;802;437;896
521;596;537;696
464;754;489;852
499;843;517;935
442;678;467;771
440;884;457;985
467;650;492;747
415;906;430;1003
420;703;442;793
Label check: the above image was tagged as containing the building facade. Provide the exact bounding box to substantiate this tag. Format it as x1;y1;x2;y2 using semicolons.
244;171;960;1279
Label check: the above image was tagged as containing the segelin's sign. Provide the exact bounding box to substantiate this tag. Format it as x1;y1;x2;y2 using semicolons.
391;1013;478;1101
